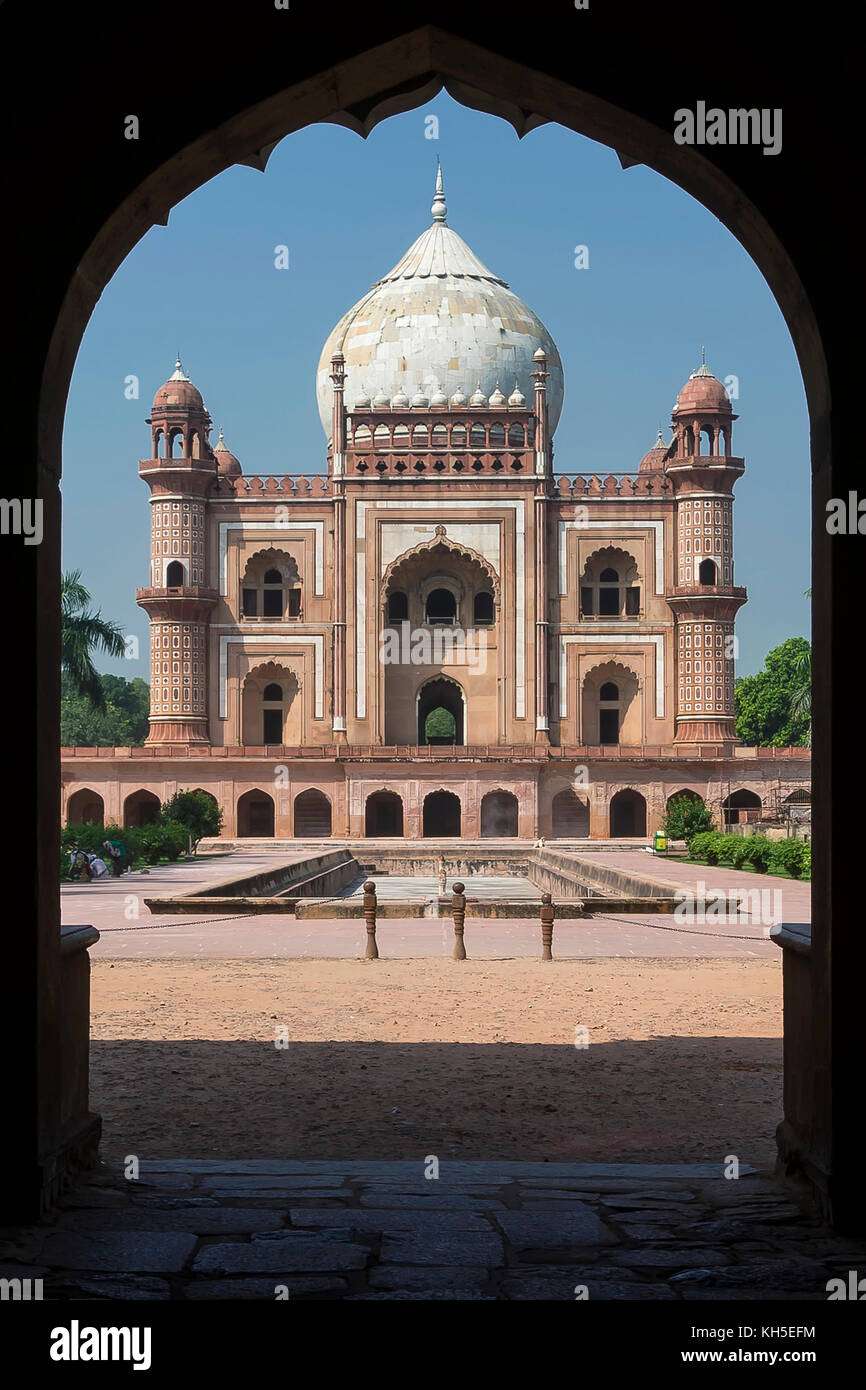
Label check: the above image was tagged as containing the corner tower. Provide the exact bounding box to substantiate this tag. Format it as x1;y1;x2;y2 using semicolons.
665;360;747;743
136;359;219;745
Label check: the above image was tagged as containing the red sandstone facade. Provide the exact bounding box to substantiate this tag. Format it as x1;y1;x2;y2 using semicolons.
61;176;809;839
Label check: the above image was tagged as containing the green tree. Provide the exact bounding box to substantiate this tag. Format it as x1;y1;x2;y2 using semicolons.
789;646;812;747
734;636;811;747
161;789;223;852
662;794;715;841
61;672;150;746
424;707;456;741
61;570;126;711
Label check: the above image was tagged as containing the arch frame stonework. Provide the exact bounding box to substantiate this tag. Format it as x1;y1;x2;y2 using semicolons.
11;18;855;1227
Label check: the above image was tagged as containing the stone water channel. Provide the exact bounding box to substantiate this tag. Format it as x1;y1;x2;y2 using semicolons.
144;847;682;919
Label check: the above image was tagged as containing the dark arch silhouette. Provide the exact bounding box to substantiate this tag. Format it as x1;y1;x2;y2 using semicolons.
237;789;275;837
294;788;332;838
66;788;105;826
418;677;464;745
480;790;518;837
423;790;461;837
551;788;590;838
123;789;160;828
13;22;854;1227
609;789;647;837
365;791;404;837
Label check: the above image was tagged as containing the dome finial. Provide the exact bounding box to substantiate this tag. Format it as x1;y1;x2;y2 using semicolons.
431;158;447;224
170;354;190;382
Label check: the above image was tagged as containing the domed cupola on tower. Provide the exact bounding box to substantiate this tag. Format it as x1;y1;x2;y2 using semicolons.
148;357;212;461
670;357;736;459
315;164;564;440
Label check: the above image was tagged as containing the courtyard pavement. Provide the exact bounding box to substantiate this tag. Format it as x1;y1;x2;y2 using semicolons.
62;847;805;960
2;1160;861;1301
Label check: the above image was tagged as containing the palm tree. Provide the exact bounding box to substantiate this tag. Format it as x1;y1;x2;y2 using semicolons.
61;570;127;711
790;645;811;746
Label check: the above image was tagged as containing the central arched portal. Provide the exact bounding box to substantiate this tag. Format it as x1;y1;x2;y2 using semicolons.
365;791;404;838
423;790;461;837
418;677;464;746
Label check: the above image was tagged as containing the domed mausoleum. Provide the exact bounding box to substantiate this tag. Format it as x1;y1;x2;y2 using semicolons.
62;173;810;844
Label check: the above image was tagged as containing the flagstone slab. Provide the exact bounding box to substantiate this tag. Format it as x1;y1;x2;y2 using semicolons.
56;1207;284;1234
497;1208;617;1248
379;1231;504;1266
184;1276;348;1299
39;1231;197;1273
289;1208;491;1233
192;1235;368;1275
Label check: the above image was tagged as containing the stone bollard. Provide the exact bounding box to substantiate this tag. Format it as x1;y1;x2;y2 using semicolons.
451;881;467;960
363;880;379;960
540;892;555;960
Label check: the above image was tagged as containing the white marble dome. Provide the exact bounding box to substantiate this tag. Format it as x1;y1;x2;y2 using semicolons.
316;167;564;439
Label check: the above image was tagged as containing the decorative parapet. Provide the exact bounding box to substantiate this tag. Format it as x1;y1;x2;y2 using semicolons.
60;742;812;763
210;475;331;496
555;473;671;496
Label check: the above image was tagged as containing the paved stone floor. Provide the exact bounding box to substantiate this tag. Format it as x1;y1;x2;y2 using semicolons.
3;1162;863;1300
338;874;542;901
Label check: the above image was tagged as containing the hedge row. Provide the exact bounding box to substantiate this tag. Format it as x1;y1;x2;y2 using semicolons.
687;830;811;879
61;820;190;878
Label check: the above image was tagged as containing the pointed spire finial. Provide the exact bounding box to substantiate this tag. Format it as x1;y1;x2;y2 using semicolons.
431;159;447;224
701;344;706;365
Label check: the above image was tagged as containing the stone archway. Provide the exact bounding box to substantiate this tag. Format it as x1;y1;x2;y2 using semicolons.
423;790;461;837
365;791;404;838
123;790;160;828
13;21;853;1226
237;789;275;838
418;676;465;746
66;789;105;826
480;790;519;837
551;788;590;838
293;789;332;838
723;788;763;827
610;789;647;838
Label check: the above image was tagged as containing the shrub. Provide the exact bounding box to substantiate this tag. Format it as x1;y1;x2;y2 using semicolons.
662;794;715;842
724;836;753;869
743;835;774;873
801;842;811;880
61;821;141;877
769;837;808;879
687;831;723;865
133;820;190;865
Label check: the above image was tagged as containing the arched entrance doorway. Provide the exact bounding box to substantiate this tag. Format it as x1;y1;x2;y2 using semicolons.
294;789;332;837
123;790;160;828
237;790;275;837
365;791;403;837
418;677;464;746
551;788;590;838
423;790;461;837
723;789;763;827
610;789;647;837
66;789;105;825
480;790;518;837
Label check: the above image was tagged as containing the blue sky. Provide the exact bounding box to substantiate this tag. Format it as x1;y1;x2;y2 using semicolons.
61;93;811;681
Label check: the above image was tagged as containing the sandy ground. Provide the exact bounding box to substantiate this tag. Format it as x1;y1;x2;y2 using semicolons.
91;956;782;1169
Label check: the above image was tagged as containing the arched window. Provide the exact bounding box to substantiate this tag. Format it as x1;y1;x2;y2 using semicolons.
699;558;718;585
170;429;184;458
412;424;428;447
599;680;620;744
388;591;408;624
426;588;456;625
473;591;494;626
262;681;284;743
451;423;466;446
508;423;525;447
469;422;486;446
374;424;390;445
263;683;282;701
598;567;621;615
242;555;302;619
489;422;505;446
431;423;448;448
581;551;640;617
165;560;185;587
